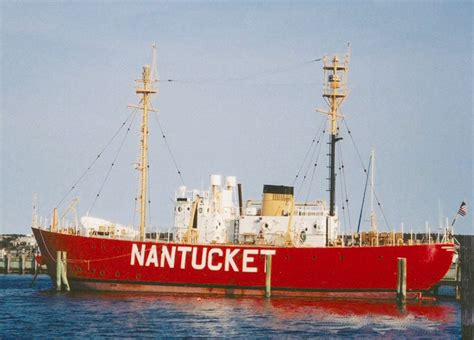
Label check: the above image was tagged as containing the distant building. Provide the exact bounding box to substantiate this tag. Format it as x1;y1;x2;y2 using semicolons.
11;235;37;247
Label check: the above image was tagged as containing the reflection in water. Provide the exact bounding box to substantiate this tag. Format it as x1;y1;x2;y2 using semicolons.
53;290;456;336
2;276;459;338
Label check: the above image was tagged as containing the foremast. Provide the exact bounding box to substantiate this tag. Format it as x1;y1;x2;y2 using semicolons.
321;52;349;244
135;62;157;241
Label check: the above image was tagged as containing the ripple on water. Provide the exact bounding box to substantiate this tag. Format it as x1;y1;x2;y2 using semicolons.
0;275;461;338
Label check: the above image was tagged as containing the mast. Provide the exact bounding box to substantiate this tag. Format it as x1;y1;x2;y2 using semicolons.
135;52;157;241
322;52;349;217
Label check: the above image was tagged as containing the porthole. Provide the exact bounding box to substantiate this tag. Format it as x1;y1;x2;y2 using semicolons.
199;208;203;213
100;270;105;276
115;271;120;277
177;207;182;212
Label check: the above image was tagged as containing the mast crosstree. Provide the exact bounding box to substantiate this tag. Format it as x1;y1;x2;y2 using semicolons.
320;50;349;244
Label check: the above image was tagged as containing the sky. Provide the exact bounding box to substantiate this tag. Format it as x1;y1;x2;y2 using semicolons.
1;1;472;235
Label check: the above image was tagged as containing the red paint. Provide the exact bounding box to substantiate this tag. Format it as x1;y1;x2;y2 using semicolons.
33;228;454;295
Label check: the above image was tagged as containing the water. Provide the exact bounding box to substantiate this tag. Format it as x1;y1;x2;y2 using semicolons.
1;275;460;338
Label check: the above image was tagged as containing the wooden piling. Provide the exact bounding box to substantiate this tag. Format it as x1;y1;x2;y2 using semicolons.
20;254;26;274
265;254;272;298
61;251;70;291
460;235;473;340
397;257;407;302
6;254;11;273
56;250;62;291
32;256;37;275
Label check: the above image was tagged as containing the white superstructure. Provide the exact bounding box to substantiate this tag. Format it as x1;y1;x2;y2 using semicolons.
173;175;339;247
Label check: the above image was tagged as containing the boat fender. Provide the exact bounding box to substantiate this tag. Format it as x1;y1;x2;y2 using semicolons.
299;230;306;243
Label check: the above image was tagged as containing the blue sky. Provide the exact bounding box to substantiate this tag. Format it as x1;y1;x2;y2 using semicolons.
1;1;472;235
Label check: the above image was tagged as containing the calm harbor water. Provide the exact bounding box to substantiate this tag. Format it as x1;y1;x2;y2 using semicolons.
1;275;460;338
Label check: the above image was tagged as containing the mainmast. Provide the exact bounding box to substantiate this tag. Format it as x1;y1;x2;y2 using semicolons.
322;51;349;238
135;53;157;241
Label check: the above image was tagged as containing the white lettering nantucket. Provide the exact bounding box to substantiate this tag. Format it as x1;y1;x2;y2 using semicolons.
131;244;146;266
129;244;277;273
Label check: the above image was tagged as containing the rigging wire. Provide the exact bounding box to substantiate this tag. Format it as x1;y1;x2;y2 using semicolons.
89;110;138;213
150;105;185;185
337;154;347;234
161;58;323;84
296;122;327;199
292;116;327;187
341;117;367;173
53;110;137;212
338;142;353;234
357;155;372;233
342;117;392;231
147;164;152;229
302;126;327;203
374;190;391;230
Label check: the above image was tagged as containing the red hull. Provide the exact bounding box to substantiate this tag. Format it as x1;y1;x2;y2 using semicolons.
32;228;454;297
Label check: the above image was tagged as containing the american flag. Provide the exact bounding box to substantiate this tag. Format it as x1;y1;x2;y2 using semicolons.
457;201;467;216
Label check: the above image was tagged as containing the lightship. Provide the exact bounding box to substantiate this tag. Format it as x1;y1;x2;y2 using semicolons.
32;48;454;298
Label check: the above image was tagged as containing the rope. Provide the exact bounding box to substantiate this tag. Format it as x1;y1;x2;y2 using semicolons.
296;122;327;200
89;110;138;213
357;155;372;233
302;127;327;203
38;228;151;265
374;190;391;230
338;142;353;234
342;117;391;230
150;105;185;185
292;116;327;187
162;58;323;84
337;156;347;235
52;111;137;212
342;118;367;173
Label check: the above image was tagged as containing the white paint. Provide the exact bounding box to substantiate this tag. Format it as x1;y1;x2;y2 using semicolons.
161;245;176;268
224;248;240;272
130;244;146;266
242;249;259;273
145;245;159;267
177;246;192;269
191;247;207;270
208;248;224;271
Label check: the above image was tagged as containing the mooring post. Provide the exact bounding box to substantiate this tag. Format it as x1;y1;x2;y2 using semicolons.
32;256;37;275
461;236;473;340
21;254;27;274
456;260;462;300
61;251;70;291
4;253;10;273
265;254;272;298
397;257;407;302
56;250;62;291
